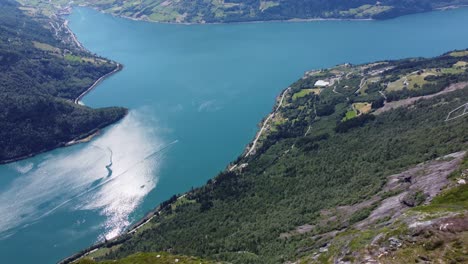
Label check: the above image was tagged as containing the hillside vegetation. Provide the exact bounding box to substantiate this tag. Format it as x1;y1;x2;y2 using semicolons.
73;51;468;263
19;0;468;23
76;252;212;264
0;0;126;163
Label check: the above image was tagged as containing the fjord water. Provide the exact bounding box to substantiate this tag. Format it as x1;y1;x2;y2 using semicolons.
2;7;468;263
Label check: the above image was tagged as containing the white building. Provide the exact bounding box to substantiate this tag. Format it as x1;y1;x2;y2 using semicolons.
314;80;330;87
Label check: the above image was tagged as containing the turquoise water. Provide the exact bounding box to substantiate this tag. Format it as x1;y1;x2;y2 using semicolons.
1;7;468;263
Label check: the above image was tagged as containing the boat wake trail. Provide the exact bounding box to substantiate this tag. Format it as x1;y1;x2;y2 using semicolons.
40;139;178;219
0;140;178;239
105;147;113;178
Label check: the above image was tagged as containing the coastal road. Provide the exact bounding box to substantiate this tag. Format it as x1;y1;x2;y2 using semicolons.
246;87;291;156
74;64;121;104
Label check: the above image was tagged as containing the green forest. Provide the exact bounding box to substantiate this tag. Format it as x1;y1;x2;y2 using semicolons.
79;52;468;263
0;0;126;163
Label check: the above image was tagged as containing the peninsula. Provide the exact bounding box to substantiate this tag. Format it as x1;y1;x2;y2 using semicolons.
0;1;127;163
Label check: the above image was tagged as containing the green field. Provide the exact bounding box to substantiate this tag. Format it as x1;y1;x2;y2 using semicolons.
386;71;436;91
292;88;321;100
342;109;358;121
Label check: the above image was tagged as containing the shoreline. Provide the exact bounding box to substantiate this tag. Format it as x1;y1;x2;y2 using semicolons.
65;3;468;26
58;193;183;264
73;5;374;25
0;107;128;165
0;125;101;165
244;87;291;157
0;63;125;165
436;4;468;11
74;63;123;104
116;13;373;25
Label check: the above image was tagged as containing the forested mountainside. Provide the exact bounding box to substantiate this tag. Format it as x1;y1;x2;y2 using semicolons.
0;0;126;163
19;0;468;23
74;52;468;263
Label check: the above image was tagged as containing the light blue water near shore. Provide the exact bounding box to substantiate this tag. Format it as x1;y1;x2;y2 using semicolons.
1;7;468;263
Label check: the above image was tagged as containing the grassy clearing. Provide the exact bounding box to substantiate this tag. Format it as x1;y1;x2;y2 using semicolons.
171;196;196;211
32;41;60;53
449;50;468;57
260;1;280;11
64;54;106;64
292;89;321;100
342;109;357;121
386;71;437;91
348;230;375;251
353;102;371;115
339;4;392;18
64;54;83;62
84;245;122;260
440;66;466;75
454;61;468;68
415;184;468;213
148;9;181;22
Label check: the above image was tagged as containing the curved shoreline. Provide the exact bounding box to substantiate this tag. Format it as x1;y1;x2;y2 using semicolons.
0;63;125;165
74;63;123;104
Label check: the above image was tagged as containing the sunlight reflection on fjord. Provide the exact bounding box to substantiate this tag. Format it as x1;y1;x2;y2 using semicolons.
0;110;167;240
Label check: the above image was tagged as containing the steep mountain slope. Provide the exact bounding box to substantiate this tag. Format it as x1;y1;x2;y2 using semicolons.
76;252;213;264
71;51;467;263
0;0;126;163
19;0;468;23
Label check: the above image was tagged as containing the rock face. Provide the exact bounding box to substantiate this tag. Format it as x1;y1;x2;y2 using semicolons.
292;151;468;264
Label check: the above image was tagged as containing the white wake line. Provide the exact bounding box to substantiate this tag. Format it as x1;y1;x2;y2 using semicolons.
41;139;178;218
0;140;178;239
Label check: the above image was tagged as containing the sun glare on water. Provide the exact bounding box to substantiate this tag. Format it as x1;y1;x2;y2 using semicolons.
0;110;170;240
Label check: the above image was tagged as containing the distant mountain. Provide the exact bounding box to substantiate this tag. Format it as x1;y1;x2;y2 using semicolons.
70;51;468;263
0;0;126;163
22;0;468;23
